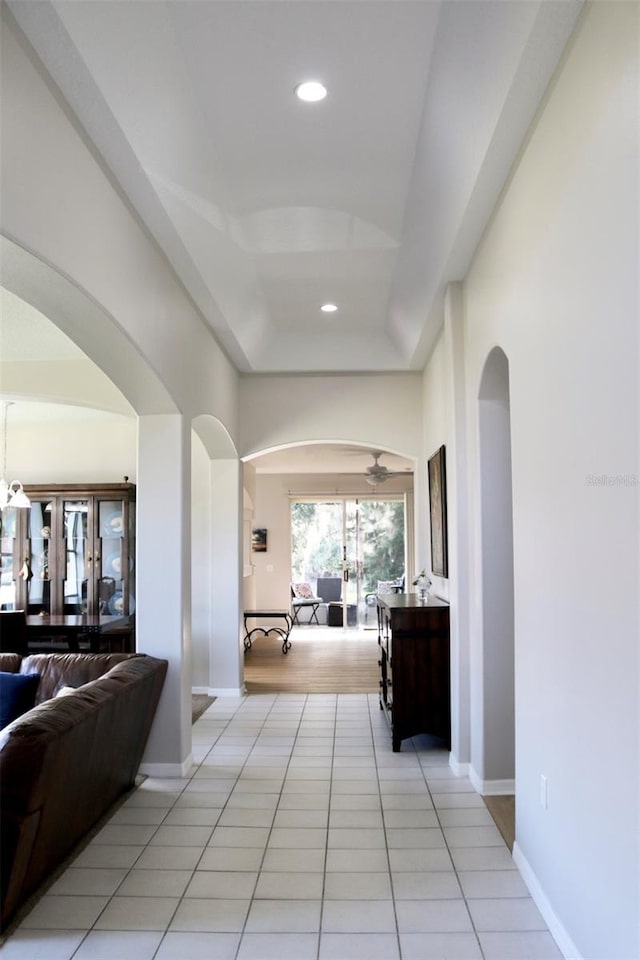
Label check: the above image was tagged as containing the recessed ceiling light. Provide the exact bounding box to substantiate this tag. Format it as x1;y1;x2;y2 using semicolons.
295;80;327;103
321;303;338;313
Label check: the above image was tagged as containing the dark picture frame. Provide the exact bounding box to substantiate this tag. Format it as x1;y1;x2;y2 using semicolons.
252;528;267;553
428;445;448;578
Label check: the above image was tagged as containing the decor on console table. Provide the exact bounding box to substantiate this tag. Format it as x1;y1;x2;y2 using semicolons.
428;445;448;578
412;569;432;600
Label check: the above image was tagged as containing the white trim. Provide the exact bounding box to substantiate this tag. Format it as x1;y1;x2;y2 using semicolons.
469;766;515;796
513;842;582;960
449;753;470;777
139;753;193;778
209;686;245;697
191;686;209;695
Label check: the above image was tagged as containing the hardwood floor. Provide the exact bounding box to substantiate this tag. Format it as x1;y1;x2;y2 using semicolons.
243;625;380;694
192;694;215;723
484;795;515;850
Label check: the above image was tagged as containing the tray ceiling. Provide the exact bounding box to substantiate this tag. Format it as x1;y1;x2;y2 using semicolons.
7;0;581;373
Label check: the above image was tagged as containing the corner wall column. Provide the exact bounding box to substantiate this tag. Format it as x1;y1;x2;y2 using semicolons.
443;282;472;770
208;458;244;696
136;413;192;776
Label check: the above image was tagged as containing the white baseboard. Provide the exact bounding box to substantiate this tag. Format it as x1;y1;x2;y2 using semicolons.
513;842;582;959
208;686;245;697
139;752;193;778
191;686;209;695
469;766;515;796
449;754;470;777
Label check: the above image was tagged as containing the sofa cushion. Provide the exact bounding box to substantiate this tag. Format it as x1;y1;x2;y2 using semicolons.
0;672;40;728
20;653;142;704
0;654;22;675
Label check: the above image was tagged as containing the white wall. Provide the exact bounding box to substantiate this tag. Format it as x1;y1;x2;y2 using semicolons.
191;433;211;690
460;3;638;956
421;333;449;598
4;415;136;483
239;374;423;460
2;8;242;771
208;459;244;696
1;7;239;434
478;348;515;787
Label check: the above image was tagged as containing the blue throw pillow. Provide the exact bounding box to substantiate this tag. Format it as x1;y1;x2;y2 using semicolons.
0;672;40;728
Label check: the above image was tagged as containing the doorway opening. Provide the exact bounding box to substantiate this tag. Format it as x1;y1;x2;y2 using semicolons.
290;497;406;629
477;346;515;837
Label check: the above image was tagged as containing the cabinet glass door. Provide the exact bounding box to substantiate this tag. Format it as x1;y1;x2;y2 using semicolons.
63;500;88;613
98;499;127;615
26;500;55;614
0;507;18;610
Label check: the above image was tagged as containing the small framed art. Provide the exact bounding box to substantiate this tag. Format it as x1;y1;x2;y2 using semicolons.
252;528;267;553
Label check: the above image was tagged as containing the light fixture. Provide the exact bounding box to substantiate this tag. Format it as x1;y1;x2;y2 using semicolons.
295;80;327;102
320;303;338;313
0;401;30;510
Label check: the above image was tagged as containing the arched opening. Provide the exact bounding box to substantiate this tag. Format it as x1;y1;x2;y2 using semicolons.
477;347;515;804
241;441;415;693
1;246;192;773
191;415;244;700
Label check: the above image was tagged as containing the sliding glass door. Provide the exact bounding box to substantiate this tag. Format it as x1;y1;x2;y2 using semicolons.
291;497;406;627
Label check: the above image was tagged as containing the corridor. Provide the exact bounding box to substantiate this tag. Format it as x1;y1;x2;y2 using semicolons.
3;693;560;960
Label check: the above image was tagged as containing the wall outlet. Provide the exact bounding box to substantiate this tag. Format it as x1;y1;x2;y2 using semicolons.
540;774;548;809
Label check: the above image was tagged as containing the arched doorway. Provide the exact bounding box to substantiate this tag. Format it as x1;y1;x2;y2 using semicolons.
191;415;244;698
478;347;515;795
1;242;193;774
241;442;415;693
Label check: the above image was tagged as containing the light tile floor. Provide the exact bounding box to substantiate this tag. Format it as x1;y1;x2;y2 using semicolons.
1;694;563;960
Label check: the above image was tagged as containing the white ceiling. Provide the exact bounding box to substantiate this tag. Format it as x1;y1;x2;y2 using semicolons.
7;0;582;375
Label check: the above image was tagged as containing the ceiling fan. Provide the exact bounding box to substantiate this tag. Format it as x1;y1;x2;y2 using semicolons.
364;452;409;487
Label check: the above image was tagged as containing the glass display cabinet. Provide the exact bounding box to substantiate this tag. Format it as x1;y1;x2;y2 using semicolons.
0;483;135;618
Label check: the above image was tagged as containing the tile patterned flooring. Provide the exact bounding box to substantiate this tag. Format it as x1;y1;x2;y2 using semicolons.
1;693;563;959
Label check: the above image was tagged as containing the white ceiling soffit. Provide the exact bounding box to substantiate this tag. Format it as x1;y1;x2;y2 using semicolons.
8;1;582;374
249;444;413;477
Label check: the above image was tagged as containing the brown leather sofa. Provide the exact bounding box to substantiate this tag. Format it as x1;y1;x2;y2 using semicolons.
0;652;168;930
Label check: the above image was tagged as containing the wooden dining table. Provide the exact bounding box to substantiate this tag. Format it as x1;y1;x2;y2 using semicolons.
25;614;132;653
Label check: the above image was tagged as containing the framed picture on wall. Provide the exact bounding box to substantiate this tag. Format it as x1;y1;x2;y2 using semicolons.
428;445;448;578
252;528;267;553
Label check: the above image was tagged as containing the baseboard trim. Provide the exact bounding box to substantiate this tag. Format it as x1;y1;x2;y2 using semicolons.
139;753;193;778
469;767;515;796
449;754;470;777
209;686;245;697
191;686;209;695
513;842;582;960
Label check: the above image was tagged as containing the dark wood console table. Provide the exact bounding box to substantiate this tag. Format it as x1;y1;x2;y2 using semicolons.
377;594;450;751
